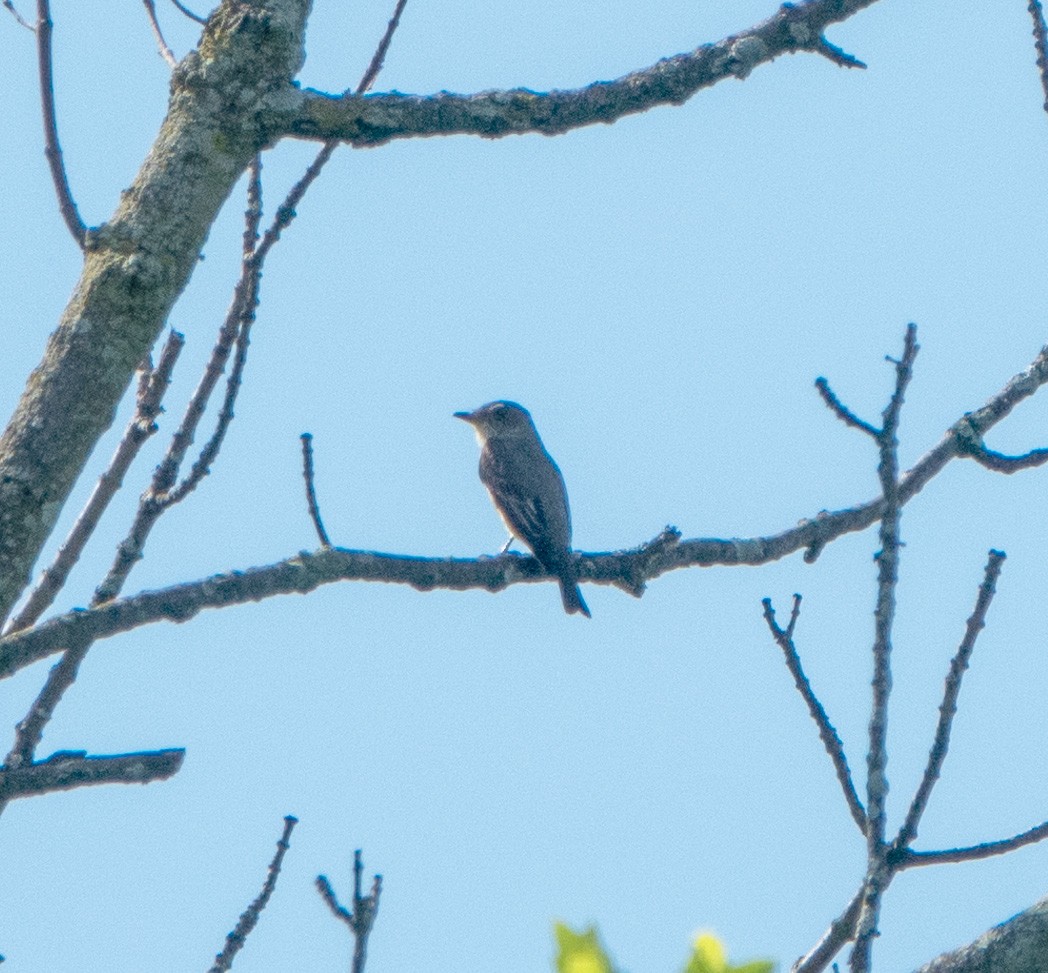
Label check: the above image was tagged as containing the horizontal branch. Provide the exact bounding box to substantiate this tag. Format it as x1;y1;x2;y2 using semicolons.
895;816;1048;868
2;339;1047;679
292;0;879;147
0;748;184;800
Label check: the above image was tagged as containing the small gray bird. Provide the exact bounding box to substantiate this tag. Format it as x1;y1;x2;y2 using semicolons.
455;401;590;618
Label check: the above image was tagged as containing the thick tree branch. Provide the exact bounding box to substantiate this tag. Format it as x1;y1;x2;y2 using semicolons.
293;0;879;146
0;0;311;624
914;896;1048;973
0;748;184;800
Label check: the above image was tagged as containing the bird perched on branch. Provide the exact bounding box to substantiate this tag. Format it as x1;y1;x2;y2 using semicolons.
455;400;590;618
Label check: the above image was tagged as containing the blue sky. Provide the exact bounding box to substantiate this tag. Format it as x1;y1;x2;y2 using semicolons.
3;2;1048;970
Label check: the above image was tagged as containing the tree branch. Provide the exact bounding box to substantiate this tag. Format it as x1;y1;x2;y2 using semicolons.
209;816;298;973
0;0;313;625
0;748;184;800
293;0;883;146
894;551;1005;850
35;0;87;246
762;595;866;834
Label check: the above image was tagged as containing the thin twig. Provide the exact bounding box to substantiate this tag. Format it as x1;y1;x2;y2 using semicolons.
1;333;183;780
4;640;91;774
301;434;332;547
94;187;265;602
35;0;86;246
762;595;866;834
5;332;183;636
852;324;919;973
963;442;1048;473
793;888;863;973
355;0;410;94
209;816;299;973
895;551;1005;850
894;818;1048;868
255;0;411;259
142;0;177;66
93;0;412;595
813;36;866;69
243;154;263;258
814;377;880;438
1030;0;1048;113
316;851;383;973
3;0;33;29
169;0;205;24
165;275;256;505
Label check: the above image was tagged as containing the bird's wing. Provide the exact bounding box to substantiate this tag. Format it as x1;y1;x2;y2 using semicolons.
479;445;571;559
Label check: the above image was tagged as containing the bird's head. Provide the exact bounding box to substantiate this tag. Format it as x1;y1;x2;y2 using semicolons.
454;401;536;442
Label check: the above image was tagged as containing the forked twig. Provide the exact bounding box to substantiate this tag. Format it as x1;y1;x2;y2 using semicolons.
762;595;866;834
316;850;383;973
3;0;32;29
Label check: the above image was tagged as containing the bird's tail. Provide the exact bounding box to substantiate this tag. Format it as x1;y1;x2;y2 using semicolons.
559;574;591;618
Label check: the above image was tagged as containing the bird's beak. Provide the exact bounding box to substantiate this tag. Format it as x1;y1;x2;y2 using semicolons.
453;411;475;423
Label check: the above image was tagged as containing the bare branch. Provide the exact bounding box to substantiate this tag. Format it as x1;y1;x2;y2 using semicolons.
296;0;884;147
1030;0;1048;113
3;0;32;29
209;816;299;973
962;441;1048;473
255;0;410;259
0;748;184;801
94;0;416;598
169;0;206;25
853;324;919;973
5;331;184;636
896;817;1048;868
35;0;86;246
355;0;410;95
5;643;88;773
815;377;880;438
762;595;866;834
895;551;1005;850
94;199;265;602
913;896;1048;973
243;154;263;258
142;0;177;66
301;433;332;548
793;888;862;973
813;35;866;69
317;850;383;973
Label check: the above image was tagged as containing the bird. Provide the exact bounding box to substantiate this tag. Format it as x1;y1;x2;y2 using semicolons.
455;401;590;618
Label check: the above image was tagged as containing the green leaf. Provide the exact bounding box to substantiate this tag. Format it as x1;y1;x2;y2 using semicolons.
553;922;615;973
682;931;774;973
